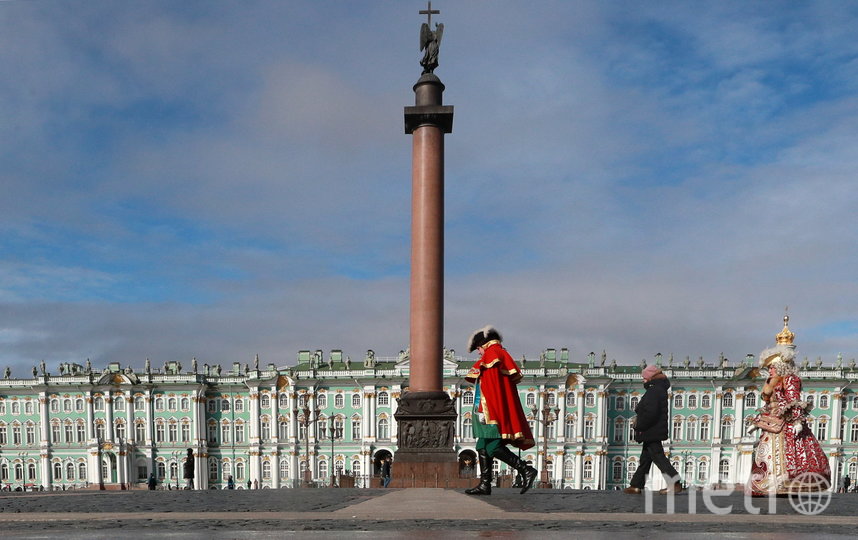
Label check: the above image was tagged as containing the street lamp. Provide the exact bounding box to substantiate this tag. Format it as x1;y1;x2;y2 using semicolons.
171;449;182;490
531;404;559;489
293;403;321;487
328;415;343;487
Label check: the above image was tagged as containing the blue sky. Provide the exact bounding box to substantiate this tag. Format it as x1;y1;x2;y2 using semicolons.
2;1;858;374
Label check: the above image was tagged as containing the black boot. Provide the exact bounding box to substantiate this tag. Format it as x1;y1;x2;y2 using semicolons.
494;446;538;494
465;450;493;495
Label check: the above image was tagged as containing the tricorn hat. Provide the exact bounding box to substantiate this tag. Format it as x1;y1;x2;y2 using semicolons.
467;326;503;352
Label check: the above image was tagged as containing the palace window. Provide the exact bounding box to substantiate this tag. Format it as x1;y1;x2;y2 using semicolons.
260;418;270;441
63;399;72;412
722;392;733;408
167;397;176;411
26;423;36;445
612;461;623;482
234;398;244;412
630;397;640;410
51;423;61;444
352;417;362;440
157;397;166;411
819;395;829;409
335;394;345;408
701;394;711;408
525;393;536;408
547;392;557;407
279;420;289;440
315;394;326;409
136;422;146;442
167;422;177;443
672;419;683;440
50;399;59;413
745;392;757;409
566;392;576;407
262;460;271;480
182;422;191;442
583;418;595;439
260;394;271;409
208;422;218;444
135;397;145;411
352;393;361;408
687;394;697;409
74;399;83;412
116;421;126;441
115;397;125;411
235;422;245;443
32;462;40;480
463;416;473;440
564;460;575;483
209;459;218;481
585;393;596;407
698;461;708;482
686;418;697;441
377;418;390;440
700;418;710;440
616;396;625;411
463;391;474;406
236;461;245;480
12;425;21;445
583;460;593;480
280;459;289;479
564;418;576;439
53;462;61;480
64;423;73;443
66;462;74;480
157;461;166;480
816;418;827;441
614;418;625;442
627;461;637;482
377;392;389;407
221;399;230;412
720;418;732;440
719;459;730;481
851;421;858;443
181;397;190;410
806;395;815;409
155;422;165;443
673;394;683;409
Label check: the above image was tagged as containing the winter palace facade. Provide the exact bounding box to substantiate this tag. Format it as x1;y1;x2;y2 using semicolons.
2;348;858;491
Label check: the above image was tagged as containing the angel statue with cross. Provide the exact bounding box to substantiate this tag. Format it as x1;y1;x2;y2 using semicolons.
419;2;443;74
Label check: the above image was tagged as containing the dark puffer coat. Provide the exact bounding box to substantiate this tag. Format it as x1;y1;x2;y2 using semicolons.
633;374;671;443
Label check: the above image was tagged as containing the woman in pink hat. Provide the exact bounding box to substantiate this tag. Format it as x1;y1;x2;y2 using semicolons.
624;364;682;494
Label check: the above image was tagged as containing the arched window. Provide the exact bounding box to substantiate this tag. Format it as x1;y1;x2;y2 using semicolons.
208;422;218;444
50;399;59;413
687;394;697;409
463;391;474;406
583;417;595;439
819;395;830;409
547;392;557;407
701;394;711;409
181;421;191;442
700;418;711;440
851;420;858;443
463;416;473;439
234;398;244;412
280;459;289;479
630;397;640;410
116;421;126;441
377;392;389;407
260;394;271;409
377;418;390;440
672;418;683;440
155;421;165;443
614;418;625;442
279;419;289;439
221;422;231;444
720;418;733;440
352;393;361;408
95;422;105;440
260;417;271;441
627;461;637;482
53;462;62;480
66;462;75;480
318;460;328;480
564;417;576;439
221;399;230;412
806;394;815;409
352;415;363;441
352;460;361;476
697;460;707;482
686;417;697;441
135;397;145;411
0;463;8;481
30;462;39;480
612;460;623;481
136;422;146;442
315;394;325;409
157;461;166;480
719;459;730;481
583;459;593;480
525;393;536;408
115;397;125;411
78;462;86;480
279;393;289;409
816;418;828;441
616;396;626;410
262;460;271;480
673;394;683;409
335;394;344;408
209;458;218;480
745;392;757;409
155;397;164;411
181;397;190;410
236;461;245;480
566;392;576;407
585;393;596;407
564;460;575;483
722;392;733;408
94;397;105;411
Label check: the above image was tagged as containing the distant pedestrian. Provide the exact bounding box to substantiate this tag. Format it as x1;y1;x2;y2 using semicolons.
247;479;251;490
227;475;235;490
147;473;157;491
183;448;195;490
253;479;258;489
381;457;392;488
624;365;681;494
843;475;851;493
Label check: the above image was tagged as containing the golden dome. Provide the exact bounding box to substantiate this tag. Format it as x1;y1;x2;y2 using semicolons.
775;314;795;345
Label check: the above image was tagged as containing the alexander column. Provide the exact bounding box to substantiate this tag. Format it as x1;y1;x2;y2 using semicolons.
392;3;461;487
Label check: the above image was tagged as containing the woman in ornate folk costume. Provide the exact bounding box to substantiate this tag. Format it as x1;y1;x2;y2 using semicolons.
747;316;830;496
464;326;538;496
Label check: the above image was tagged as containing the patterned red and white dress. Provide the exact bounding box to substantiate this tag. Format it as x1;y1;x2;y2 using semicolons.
747;374;830;495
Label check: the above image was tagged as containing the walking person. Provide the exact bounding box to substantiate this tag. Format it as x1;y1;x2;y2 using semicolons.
381;457;392;488
624;365;682;494
147;473;157;491
464;326;538;496
183;448;195;490
843;475;851;494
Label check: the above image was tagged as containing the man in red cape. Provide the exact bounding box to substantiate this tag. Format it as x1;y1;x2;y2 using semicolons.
464;326;537;495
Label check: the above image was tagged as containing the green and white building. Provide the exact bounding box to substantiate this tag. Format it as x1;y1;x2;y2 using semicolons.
2;348;857;491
